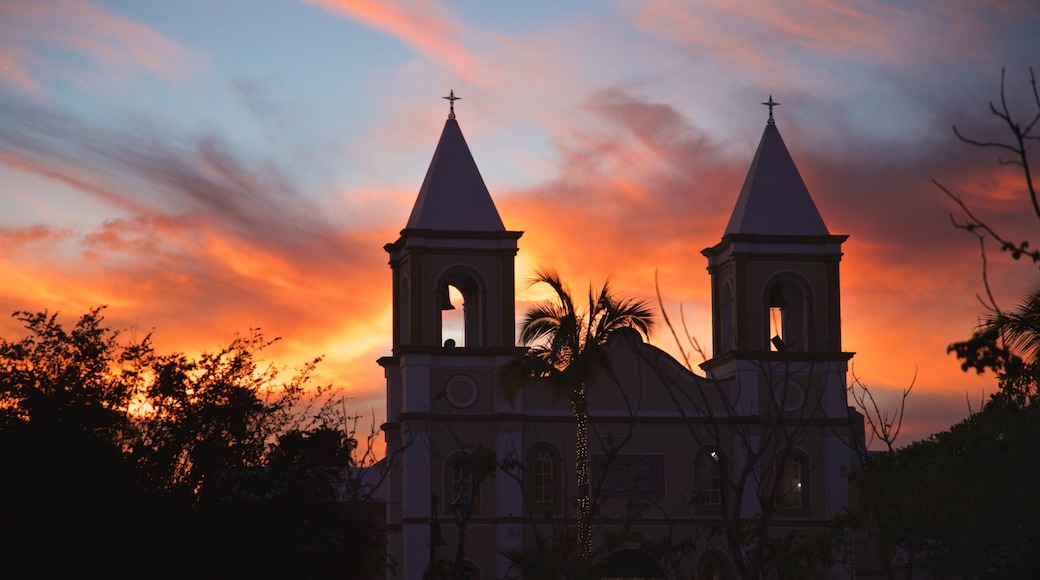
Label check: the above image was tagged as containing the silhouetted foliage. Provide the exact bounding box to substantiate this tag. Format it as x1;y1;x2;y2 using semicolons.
846;391;1040;578
0;307;386;578
841;68;1040;579
502;529;603;580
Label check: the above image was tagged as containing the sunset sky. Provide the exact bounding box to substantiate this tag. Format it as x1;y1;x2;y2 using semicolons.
2;0;1038;446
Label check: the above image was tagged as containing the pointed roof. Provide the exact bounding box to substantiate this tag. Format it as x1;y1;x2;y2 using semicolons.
405;118;505;232
724;122;829;236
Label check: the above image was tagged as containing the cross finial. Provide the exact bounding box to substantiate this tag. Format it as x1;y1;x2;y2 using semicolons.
443;89;460;119
762;95;780;125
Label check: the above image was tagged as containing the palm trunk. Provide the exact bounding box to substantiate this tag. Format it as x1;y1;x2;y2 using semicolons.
573;386;591;559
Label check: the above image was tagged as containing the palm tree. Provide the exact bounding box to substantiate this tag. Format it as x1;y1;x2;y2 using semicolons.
498;268;655;559
986;280;1040;365
981;280;1040;405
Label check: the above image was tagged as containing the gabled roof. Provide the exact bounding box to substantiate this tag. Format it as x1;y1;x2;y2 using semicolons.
405;118;505;232
724;122;829;236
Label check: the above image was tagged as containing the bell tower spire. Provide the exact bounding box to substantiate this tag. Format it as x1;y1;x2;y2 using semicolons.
387;93;521;349
380;95;525;580
702;98;853;411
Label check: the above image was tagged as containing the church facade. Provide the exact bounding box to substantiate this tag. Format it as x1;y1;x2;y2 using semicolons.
379;98;864;579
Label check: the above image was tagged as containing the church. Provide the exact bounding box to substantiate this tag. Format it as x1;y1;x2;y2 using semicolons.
378;94;864;579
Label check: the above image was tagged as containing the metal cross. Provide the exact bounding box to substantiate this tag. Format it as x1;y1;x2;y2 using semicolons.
762;95;780;125
443;90;460;119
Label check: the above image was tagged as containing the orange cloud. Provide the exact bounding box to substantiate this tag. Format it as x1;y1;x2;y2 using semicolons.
1;94;400;416
4;40;1034;456
492;86;1033;447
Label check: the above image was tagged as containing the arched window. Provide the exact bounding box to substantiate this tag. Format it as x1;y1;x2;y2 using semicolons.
695;447;723;512
719;282;735;351
445;453;480;514
776;450;809;513
397;275;410;344
526;443;560;511
767;277;809;352
441;284;465;347
439;270;483;348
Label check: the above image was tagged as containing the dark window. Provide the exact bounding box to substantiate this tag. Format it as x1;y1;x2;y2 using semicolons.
532;448;554;503
695;448;723;509
593;455;665;499
776;451;809;514
526;443;560;511
445;454;480;513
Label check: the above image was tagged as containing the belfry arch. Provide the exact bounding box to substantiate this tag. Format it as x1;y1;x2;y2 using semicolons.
764;274;812;352
437;268;486;347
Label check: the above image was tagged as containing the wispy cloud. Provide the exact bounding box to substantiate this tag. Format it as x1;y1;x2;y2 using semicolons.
2;0;1036;446
0;0;203;95
0;94;392;402
305;0;486;83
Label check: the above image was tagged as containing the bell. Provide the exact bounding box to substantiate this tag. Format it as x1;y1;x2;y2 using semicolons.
769;282;787;308
439;290;456;310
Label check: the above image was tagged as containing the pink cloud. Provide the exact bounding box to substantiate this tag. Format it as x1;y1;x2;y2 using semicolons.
0;0;202;95
630;0;1026;92
492;87;1031;444
0;97;396;409
305;0;485;84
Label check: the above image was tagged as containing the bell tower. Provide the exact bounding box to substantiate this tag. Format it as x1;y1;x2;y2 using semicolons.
701;100;853;414
380;93;524;580
384;104;521;352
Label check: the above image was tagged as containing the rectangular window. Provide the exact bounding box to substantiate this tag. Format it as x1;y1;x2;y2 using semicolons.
593;455;664;499
452;463;472;504
532;450;554;504
780;456;803;509
698;451;722;506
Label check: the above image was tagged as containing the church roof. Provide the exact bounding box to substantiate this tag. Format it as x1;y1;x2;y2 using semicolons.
405;117;505;232
724;122;829;236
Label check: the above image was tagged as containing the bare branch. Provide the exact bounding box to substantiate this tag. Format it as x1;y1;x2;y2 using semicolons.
948;68;1040;270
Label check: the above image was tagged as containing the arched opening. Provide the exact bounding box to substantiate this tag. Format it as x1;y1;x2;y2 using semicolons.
719;282;734;352
441;284;465;347
397;275;410;344
767;277;808;352
439;271;483;348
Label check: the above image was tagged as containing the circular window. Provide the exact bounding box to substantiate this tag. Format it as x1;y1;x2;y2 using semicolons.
774;380;805;412
445;375;478;409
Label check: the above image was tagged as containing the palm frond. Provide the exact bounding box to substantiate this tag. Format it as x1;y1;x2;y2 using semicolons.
987;279;1040;362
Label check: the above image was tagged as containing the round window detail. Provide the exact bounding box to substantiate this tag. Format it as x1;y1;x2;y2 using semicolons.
774;380;805;412
445;375;479;409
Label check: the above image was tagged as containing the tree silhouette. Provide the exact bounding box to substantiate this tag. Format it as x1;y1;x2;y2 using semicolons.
938;67;1039;270
944;67;1040;406
498;268;655;559
841;68;1040;578
648;287;855;579
0;307;388;578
